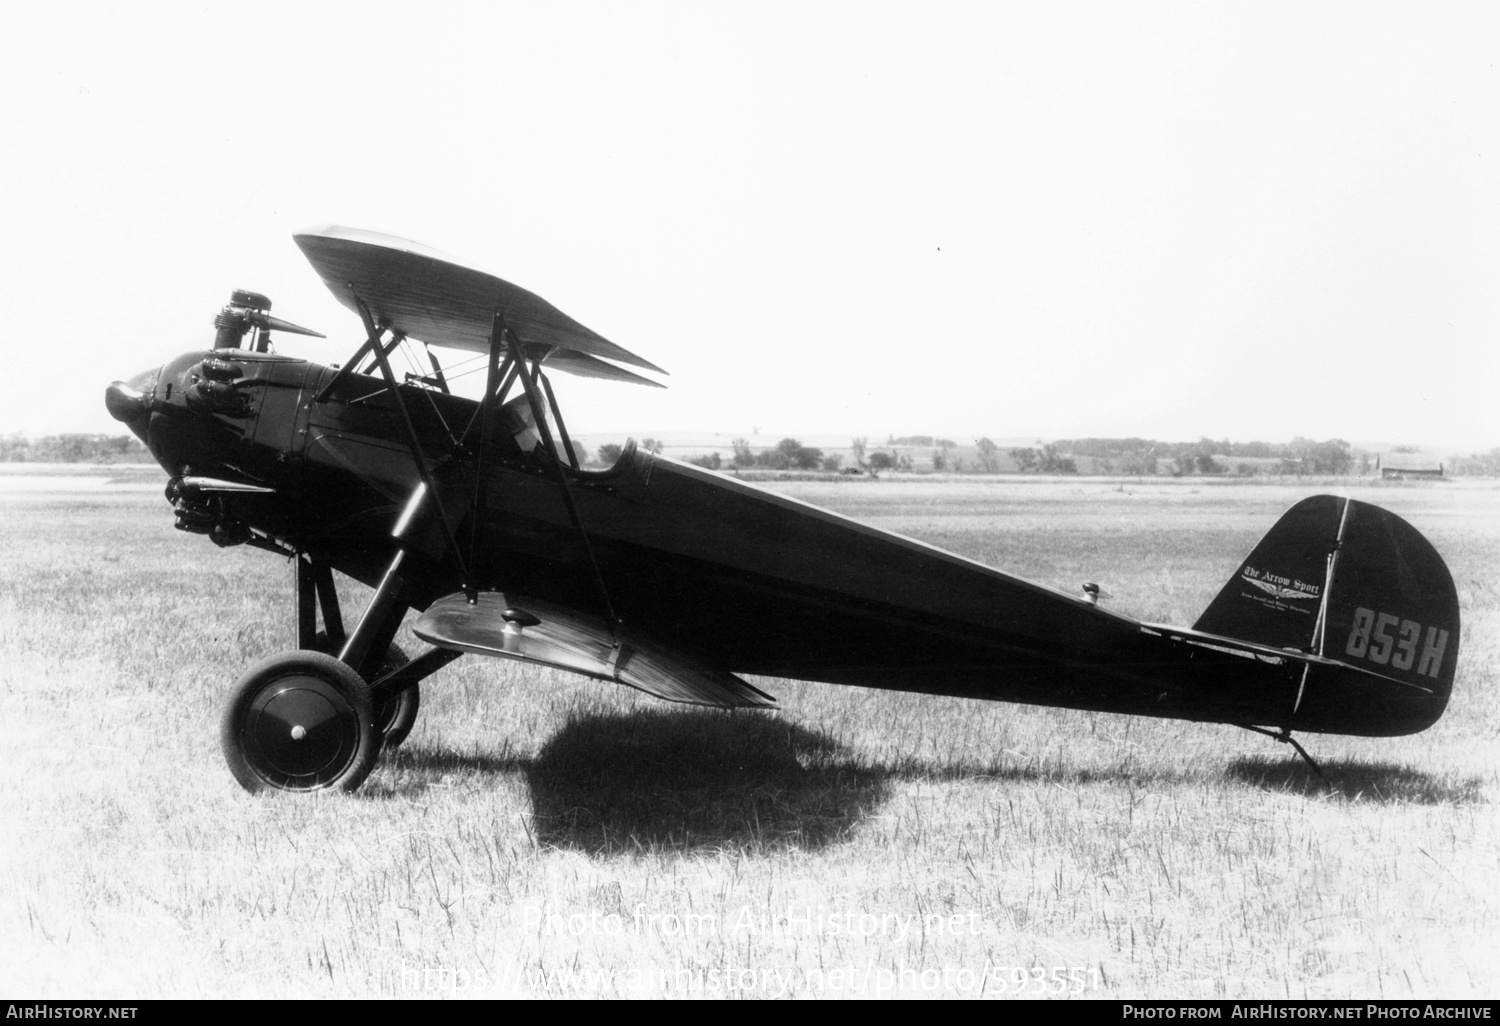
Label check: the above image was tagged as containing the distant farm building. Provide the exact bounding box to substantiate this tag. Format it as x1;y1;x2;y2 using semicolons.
1377;452;1444;479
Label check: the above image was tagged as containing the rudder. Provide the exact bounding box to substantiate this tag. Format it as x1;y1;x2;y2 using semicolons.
1194;495;1460;702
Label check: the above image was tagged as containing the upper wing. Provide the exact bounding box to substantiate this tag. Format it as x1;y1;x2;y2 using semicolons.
293;225;667;380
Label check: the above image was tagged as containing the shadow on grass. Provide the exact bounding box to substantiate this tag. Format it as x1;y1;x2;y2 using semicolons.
1225;756;1487;805
379;709;889;854
370;712;1487;853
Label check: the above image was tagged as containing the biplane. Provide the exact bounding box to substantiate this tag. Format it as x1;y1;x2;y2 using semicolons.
105;226;1461;793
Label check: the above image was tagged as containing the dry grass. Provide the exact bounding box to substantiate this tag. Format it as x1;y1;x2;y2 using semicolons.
0;475;1495;998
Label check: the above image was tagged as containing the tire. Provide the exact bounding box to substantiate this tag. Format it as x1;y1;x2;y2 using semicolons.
371;651;419;749
306;631;420;749
221;650;379;794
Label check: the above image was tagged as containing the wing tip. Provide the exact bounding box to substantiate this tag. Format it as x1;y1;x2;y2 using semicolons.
292;224;464;265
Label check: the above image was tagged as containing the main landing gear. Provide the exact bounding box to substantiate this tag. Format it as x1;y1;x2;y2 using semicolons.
219;502;460;794
219;642;422;794
307;630;420;748
219;296;528;795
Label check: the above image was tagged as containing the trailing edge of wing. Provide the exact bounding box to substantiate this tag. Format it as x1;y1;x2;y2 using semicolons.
539;347;666;388
293;225;668;380
412;592;776;709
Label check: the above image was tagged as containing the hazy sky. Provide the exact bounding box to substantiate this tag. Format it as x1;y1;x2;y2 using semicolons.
4;2;1496;448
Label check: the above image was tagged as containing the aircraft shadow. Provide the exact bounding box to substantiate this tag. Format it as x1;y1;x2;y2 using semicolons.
378;709;890;854
525;710;890;853
369;715;1486;854
1224;756;1486;805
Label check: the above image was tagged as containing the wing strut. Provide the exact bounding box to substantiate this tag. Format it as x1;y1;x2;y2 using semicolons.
346;294;477;603
313;331;382;404
463;313;517;583
539;367;581;470
512;333;619;627
422;343;451;394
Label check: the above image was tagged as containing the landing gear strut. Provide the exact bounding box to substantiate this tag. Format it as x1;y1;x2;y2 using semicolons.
220;482;462;793
306;629;420;749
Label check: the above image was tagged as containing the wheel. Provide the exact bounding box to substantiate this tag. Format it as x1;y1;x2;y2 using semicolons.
305;631;420;749
221;650;379;794
372;655;420;749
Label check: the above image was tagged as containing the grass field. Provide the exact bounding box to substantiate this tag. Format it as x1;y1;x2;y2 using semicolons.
1;472;1496;998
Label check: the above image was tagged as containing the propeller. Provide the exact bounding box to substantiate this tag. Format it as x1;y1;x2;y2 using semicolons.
213;289;325;350
245;310;324;338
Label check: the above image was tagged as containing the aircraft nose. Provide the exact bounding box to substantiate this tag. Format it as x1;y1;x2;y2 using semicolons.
105;366;160;439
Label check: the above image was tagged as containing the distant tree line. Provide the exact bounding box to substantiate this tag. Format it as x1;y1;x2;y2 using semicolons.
1045;436;1358;475
887;435;957;448
1450;448;1500;476
0;433;149;463
596;433;1461;477
1007;443;1078;474
878;434;1364;476
730;437;838;472
595;437;839;473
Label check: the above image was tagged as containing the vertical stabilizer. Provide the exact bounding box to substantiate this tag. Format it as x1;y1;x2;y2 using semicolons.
1193;496;1460;701
1193;495;1342;653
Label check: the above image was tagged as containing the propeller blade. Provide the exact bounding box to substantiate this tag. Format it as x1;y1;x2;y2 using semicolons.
247;311;325;338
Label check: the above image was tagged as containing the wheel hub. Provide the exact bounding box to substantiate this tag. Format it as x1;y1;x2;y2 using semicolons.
244;677;357;785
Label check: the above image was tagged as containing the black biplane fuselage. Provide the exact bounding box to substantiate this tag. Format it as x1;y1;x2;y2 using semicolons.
106;227;1461;794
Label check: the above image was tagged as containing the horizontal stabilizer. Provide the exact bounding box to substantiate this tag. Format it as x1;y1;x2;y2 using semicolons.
412;592;775;709
1144;623;1435;695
